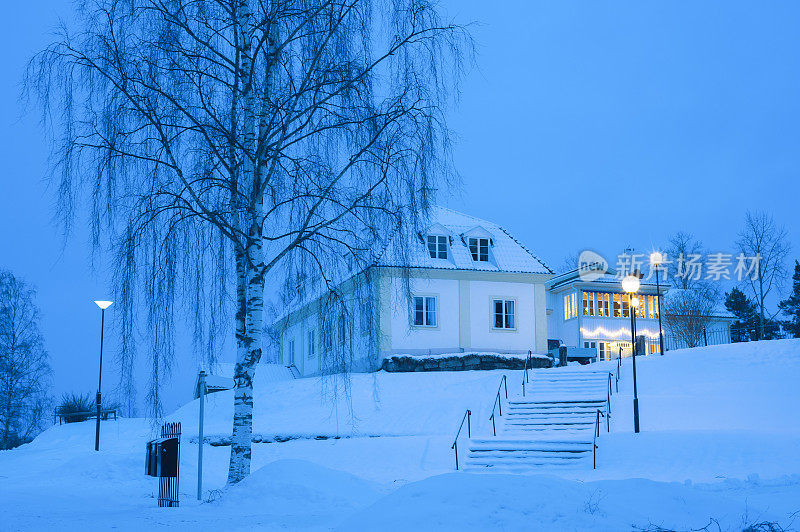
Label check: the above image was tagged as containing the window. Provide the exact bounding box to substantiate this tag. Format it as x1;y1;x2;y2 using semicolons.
622;294;630;318
653;296;660;318
571;293;577;319
602;293;610;317
288;339;295;364
564;293;577;320
427;235;448;259
307;330;316;359
648;296;654;319
613;293;621;317
468;237;489;262
360;300;372;335
493;299;515;329
322;319;332;350
413;296;437;327
338;312;347;345
582;291;596;316
599;342;606;361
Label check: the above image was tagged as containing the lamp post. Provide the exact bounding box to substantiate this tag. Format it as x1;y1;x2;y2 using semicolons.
650;251;665;356
93;300;113;451
621;275;641;434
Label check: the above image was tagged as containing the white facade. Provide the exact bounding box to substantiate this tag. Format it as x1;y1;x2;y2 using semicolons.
275;207;553;376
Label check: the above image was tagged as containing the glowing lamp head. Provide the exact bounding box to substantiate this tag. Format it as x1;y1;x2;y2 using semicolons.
631;296;640;308
94;300;113;310
621;275;640;294
649;251;665;266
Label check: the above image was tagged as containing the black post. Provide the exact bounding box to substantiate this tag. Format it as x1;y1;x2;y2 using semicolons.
630;300;640;434
703;327;708;346
655;267;665;355
95;307;105;451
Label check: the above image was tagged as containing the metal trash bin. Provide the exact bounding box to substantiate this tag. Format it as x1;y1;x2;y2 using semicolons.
145;422;181;507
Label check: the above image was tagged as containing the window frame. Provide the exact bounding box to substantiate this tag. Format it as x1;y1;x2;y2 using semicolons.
411;295;439;328
468;237;490;262
307;329;316;359
491;298;517;331
427;234;448;260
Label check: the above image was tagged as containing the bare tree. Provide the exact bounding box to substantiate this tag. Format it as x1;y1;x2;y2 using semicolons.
736;211;790;335
665;232;706;291
0;271;52;450
662;286;716;349
28;0;468;482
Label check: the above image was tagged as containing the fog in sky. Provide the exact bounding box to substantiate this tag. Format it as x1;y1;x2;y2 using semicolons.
2;1;799;412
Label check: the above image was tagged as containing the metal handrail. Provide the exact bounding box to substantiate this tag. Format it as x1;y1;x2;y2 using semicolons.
522;351;531;396
488;375;508;436
451;409;472;470
593;408;606;469
286;364;301;379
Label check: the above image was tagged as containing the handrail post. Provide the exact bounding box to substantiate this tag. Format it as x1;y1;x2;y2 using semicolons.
503;375;507;399
454;441;459;470
467;410;471;438
491;413;496;436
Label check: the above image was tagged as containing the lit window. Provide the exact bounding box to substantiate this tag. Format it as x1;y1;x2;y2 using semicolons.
468;237;489;262
427;235;448;259
602;293;610;317
654;296;660;318
582;292;589;316
307;330;316;359
622;294;630;318
613;294;621;317
648;296;654;319
413;296;437;327
571;293;577;318
493;299;515;329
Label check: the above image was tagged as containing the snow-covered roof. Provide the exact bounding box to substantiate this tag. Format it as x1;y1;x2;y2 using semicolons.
375;206;552;274
547;267;668;292
194;363;294;398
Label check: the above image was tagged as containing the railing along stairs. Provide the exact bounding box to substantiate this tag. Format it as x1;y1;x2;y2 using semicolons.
450;355;620;472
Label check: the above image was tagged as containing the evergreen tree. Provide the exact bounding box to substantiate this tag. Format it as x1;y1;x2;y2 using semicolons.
778;261;800;338
725;288;758;342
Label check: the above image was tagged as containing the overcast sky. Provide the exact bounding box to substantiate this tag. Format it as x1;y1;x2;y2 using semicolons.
2;1;799;412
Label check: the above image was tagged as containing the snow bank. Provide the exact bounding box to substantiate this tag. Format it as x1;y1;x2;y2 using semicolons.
339;472;792;531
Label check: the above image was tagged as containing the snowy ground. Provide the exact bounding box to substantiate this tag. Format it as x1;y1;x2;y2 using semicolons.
1;340;799;530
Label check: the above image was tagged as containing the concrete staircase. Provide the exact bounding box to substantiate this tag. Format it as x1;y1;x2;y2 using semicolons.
463;369;614;472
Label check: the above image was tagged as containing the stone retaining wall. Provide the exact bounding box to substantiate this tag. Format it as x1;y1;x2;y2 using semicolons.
381;353;553;372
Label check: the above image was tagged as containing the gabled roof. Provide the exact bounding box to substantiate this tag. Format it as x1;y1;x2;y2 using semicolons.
375;206;552;274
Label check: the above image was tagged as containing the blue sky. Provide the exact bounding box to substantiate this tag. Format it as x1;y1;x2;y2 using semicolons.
2;1;799;412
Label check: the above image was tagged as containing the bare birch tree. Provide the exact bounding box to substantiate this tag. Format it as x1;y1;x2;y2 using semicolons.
736;211;790;336
0;271;52;450
28;0;468;482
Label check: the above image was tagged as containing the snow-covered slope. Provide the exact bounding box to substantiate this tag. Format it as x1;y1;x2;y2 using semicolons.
1;340;799;530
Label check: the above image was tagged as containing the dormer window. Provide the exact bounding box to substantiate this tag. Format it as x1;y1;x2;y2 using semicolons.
427;235;448;259
468;237;489;262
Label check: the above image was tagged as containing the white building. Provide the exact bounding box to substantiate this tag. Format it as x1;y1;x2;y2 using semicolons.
275;206;552;376
546;267;667;360
274;207;736;375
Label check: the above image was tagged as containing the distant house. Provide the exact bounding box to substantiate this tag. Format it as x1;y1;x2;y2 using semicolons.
546;267;667;360
274;206;553;376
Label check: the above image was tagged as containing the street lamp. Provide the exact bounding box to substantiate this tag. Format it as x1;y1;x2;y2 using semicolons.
621;275;641;434
649;251;666;356
93;300;113;451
